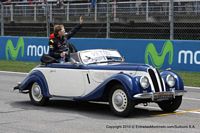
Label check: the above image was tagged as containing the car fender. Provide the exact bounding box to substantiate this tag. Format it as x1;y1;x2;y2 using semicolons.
19;70;50;97
160;70;184;91
75;73;140;101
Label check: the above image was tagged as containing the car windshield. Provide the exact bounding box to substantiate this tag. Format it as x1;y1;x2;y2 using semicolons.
79;49;123;64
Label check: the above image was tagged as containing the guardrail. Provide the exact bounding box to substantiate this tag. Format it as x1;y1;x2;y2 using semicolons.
1;0;200;22
1;1;200;39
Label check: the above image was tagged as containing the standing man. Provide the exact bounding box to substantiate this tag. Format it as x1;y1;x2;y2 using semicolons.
49;16;83;62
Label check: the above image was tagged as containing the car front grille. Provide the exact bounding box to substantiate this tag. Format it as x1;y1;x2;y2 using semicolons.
148;68;165;92
148;69;159;92
156;69;165;92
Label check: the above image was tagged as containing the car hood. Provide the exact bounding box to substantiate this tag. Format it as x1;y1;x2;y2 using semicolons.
84;62;150;72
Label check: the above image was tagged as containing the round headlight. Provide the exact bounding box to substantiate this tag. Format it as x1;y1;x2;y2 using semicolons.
166;74;175;87
140;76;149;89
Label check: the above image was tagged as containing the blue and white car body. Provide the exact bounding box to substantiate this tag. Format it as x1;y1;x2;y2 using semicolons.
14;49;186;117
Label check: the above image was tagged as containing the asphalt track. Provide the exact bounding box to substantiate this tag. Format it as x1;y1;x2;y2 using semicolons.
0;71;199;133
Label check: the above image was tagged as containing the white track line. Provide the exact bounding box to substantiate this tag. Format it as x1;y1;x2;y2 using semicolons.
0;71;27;75
185;86;200;89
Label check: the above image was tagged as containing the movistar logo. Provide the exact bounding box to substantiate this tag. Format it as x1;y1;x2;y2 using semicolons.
145;40;174;68
5;37;25;60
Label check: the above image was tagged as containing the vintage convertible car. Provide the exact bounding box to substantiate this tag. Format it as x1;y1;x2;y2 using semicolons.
14;49;186;117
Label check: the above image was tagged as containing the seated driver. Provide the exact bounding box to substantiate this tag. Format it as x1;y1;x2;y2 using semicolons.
49;16;83;62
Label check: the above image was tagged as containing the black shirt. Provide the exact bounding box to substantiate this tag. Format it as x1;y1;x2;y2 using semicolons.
49;24;82;60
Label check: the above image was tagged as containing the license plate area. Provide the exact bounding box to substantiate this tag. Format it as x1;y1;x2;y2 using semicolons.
153;92;174;101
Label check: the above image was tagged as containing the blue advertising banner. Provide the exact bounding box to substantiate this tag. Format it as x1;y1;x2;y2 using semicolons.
0;36;48;62
0;36;200;72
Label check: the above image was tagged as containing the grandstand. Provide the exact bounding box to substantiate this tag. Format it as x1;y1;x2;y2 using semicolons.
1;0;200;39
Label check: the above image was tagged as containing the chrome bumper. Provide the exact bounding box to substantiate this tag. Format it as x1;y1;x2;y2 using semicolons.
13;82;21;90
133;90;186;101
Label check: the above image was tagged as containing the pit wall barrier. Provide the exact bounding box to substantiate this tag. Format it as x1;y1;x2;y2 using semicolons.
0;36;200;72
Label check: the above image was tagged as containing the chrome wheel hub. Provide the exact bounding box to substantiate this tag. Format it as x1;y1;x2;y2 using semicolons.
114;95;123;106
112;89;128;112
31;82;43;102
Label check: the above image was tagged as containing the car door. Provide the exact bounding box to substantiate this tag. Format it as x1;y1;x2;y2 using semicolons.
83;69;120;95
42;68;88;97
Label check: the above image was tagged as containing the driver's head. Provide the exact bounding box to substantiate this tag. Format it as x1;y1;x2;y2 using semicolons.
54;25;65;37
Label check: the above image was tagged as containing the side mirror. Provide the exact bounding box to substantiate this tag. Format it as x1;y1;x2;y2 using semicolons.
74;62;82;67
70;58;81;68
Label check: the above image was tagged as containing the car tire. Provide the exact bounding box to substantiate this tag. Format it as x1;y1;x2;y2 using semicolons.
157;96;182;112
109;84;134;117
29;82;49;106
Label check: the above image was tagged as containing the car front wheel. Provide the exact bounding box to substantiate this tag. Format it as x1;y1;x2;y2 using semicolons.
157;96;182;112
29;82;49;106
109;84;134;117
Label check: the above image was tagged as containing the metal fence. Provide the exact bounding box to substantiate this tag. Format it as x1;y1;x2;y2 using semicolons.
1;0;200;39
